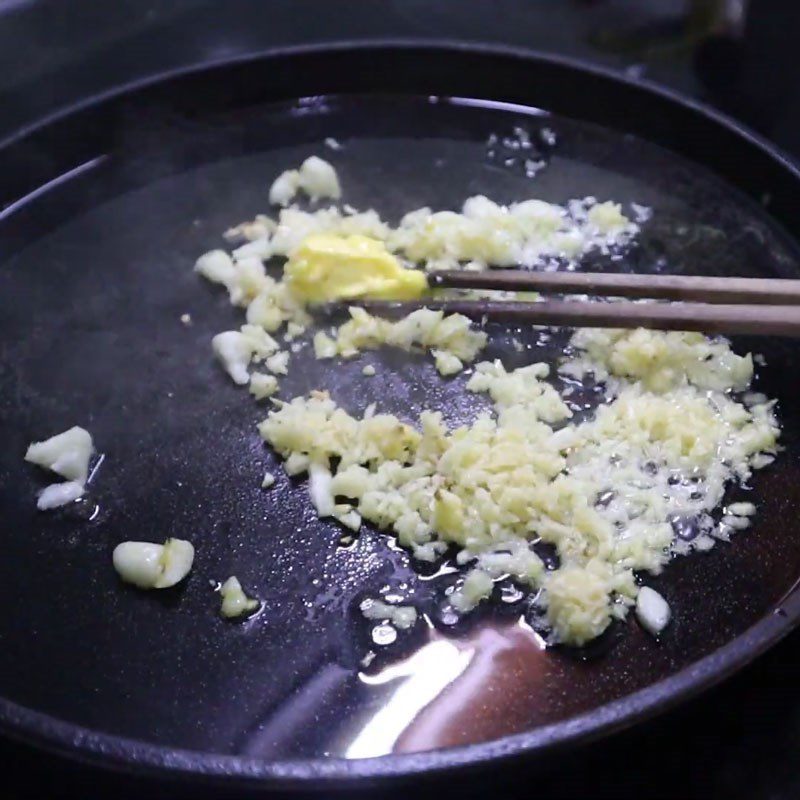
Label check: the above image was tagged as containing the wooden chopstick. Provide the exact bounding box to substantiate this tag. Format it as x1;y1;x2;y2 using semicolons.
353;299;800;337
427;270;800;305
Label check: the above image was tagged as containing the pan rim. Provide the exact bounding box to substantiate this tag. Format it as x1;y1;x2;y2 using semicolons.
2;38;800;787
2;601;797;786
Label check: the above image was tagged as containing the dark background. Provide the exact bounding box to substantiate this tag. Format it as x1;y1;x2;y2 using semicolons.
2;1;800;798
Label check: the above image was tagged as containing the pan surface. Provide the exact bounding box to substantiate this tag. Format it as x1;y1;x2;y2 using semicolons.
1;43;800;787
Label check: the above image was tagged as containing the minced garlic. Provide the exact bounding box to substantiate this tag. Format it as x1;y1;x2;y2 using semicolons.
387;196;636;271
329;306;487;374
258;327;778;646
563;328;753;393
245;194;637;272
193;158;779;647
196;172;639;366
451;569;494;612
545;561;617;646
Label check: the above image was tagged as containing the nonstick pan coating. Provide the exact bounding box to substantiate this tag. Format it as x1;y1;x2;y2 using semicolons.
1;43;800;789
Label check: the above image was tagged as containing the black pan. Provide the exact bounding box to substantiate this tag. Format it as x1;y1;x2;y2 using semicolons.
1;42;800;791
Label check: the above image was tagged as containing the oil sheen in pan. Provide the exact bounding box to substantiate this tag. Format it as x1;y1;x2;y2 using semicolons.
0;93;799;760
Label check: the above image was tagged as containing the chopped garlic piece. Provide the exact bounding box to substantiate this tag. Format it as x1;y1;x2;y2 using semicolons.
224;215;275;242
298;156;341;201
220;576;260;618
336;508;362;531
308;462;335;517
332;306;487;367
360;598;418;629
284;452;310;476
284;321;306;341
26;427;96;512
265;350;290;375
467;360;571;423
587;201;628;232
751;453;775;469
451;570;494;612
362;364;376;377
113;542;163;588
721;514;751;530
635;586;671;636
313;331;338;359
25;426;94;483
546;562;613;646
212;327;279;385
211;331;252;385
433;350;463;376
113;538;194;589
245;278;311;332
196;249;279;309
233;238;271;261
269;169;301;207
249;372;279;400
727;501;756;517
37;480;85;510
194;249;236;285
269;156;341;207
261;471;276;489
180;313;192;325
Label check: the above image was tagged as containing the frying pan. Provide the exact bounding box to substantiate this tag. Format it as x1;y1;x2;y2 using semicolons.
1;41;800;791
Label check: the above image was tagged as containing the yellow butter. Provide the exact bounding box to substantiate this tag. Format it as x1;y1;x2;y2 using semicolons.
285;233;427;303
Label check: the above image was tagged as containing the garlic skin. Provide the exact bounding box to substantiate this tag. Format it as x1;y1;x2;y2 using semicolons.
113;538;195;589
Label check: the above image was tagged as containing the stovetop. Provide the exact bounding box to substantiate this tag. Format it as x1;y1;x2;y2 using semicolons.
2;2;800;798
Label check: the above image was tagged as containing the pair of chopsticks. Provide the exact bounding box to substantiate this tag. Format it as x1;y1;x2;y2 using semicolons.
353;270;800;337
